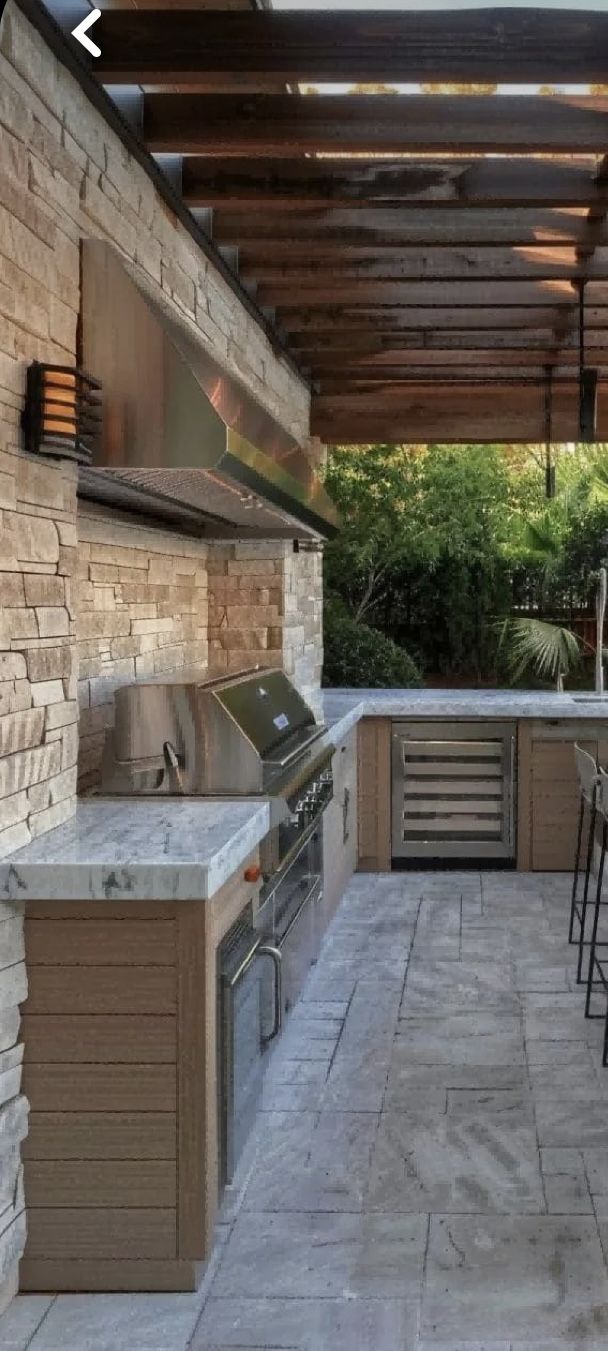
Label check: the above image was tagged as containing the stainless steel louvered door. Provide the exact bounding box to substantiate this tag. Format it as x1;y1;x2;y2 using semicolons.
391;721;517;861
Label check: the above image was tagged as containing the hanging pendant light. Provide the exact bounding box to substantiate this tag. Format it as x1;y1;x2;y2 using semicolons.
544;365;555;498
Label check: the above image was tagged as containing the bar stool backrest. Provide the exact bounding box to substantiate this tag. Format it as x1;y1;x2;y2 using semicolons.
575;743;600;808
597;767;608;823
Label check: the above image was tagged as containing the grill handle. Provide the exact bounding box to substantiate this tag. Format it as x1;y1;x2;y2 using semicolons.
259;944;283;1045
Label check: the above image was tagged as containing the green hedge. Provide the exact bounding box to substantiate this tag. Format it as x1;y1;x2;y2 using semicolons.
322;598;422;689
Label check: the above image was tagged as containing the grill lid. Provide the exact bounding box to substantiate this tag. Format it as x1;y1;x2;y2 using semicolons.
214;667;318;761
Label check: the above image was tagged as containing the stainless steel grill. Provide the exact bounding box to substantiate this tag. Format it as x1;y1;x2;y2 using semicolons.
101;665;333;854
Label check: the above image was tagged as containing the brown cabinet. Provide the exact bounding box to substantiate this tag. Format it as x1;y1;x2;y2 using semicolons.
518;721;608;871
20;861;261;1292
357;718;391;871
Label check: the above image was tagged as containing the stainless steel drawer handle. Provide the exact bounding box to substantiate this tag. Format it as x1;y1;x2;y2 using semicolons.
259;944;283;1045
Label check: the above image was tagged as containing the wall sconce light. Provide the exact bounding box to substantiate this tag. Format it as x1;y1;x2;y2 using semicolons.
22;362;102;465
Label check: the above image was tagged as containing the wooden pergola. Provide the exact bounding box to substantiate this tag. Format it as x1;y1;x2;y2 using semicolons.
60;4;608;441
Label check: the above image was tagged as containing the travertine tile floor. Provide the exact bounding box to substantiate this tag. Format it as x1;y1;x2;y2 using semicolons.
3;871;608;1351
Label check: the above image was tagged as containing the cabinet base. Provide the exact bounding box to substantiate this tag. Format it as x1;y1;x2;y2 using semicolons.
20;1258;205;1293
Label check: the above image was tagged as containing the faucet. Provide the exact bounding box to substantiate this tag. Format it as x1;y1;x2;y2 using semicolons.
596;567;607;694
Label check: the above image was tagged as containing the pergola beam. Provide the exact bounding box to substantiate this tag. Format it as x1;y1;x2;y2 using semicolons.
291;334;608;363
305;348;608;371
144;94;608;157
315;372;608;390
238;246;608;282
276;307;608;334
97;9;608;87
182;157;602;211
213;207;608;249
255;281;608;309
312;382;608;444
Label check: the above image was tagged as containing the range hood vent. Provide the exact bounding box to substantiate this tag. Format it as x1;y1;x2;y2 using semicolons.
80;240;338;540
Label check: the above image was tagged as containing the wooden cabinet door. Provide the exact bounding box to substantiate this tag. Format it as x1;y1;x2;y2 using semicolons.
519;725;597;871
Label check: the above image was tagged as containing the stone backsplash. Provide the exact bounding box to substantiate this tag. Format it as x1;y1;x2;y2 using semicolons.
77;526;324;791
76;509;209;792
208;540;323;714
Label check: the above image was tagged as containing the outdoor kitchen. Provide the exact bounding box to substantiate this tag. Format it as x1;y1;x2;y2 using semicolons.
2;0;608;1347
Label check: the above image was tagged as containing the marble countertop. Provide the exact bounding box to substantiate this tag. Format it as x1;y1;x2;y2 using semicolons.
320;687;608;745
0;797;270;904
1;686;606;905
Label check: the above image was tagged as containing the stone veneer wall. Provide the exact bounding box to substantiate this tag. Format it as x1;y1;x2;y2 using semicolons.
0;454;76;1311
0;0;311;1303
284;544;324;719
0;459;78;857
76;508;208;791
207;541;323;715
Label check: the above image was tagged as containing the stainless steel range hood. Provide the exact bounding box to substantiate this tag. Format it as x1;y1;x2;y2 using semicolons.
80;240;338;540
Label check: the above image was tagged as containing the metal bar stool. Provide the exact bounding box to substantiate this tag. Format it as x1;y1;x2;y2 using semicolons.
569;744;600;983
584;766;608;1067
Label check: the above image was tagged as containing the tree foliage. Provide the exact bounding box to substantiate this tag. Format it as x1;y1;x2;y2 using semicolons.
323;441;608;688
322;598;421;689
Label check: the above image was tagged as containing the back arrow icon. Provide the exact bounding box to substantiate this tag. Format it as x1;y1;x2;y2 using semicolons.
71;8;101;57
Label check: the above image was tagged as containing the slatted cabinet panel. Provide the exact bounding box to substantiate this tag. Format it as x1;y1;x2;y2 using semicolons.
21;903;180;1290
518;722;603;870
357;718;391;870
19;859;261;1292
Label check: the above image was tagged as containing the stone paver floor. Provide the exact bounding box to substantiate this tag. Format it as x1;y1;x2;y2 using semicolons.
3;871;608;1350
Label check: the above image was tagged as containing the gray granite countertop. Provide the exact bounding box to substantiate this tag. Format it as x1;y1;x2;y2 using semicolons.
321;687;608;746
1;686;606;905
0;797;270;903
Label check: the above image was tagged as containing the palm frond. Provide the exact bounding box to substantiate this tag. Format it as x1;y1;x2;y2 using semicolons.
520;513;563;562
590;460;608;504
501;618;581;684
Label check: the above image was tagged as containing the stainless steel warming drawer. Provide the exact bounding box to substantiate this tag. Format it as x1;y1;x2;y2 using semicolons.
391;721;517;862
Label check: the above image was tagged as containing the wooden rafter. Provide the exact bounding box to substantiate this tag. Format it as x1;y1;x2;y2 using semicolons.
212;207;608;249
97;9;608;87
311;382;608;443
239;247;608;282
288;331;608;354
304;348;608;371
254;281;608;309
143;94;608;157
182;158;602;211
